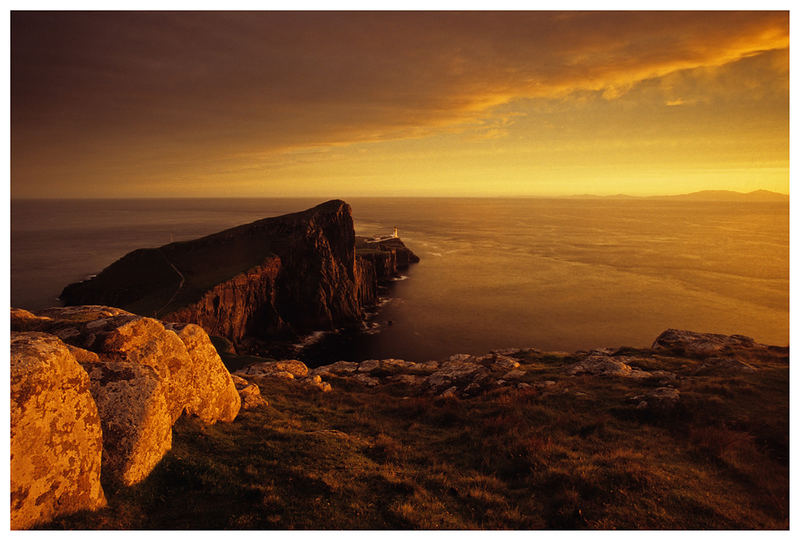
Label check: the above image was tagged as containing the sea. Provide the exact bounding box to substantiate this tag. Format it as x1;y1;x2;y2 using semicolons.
10;197;789;364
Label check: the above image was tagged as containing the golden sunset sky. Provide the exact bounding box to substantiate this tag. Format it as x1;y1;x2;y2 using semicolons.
10;11;789;198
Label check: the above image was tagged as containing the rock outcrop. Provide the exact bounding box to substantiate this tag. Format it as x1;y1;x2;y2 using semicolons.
10;305;242;504
231;374;269;410
81;359;173;486
308;351;537;398
652;328;785;362
60;200;419;348
234;359;332;392
298;329;782;401
165;323;241;423
10;332;106;529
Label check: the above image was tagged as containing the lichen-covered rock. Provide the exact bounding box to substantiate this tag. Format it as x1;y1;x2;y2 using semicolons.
652;329;756;358
491;355;521;371
11;306;243;493
390;374;426;385
306;374;333;392
566;352;656;378
567;353;633;376
37;305;133;321
411;361;441;374
357;359;382;373
166;323;240;423
427;360;487;391
10;332;106;529
706;357;758;373
355;358;416;375
311;361;359;376
630;387;681;411
95;316;194;422
352;373;380;387
10;307;53;331
81;360;172;486
34;307;240;425
502;369;526;380
237;359;309;379
231;374;269;410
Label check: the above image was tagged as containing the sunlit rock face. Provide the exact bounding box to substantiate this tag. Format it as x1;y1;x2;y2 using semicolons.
81;358;173;486
165;322;241;423
10;305;242;506
234;359;333;393
231;374;269;410
17;306;242;426
10;332;106;530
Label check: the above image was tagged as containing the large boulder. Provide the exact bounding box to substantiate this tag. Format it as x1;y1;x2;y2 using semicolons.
95;316;197;422
237;359;309;379
30;306;241;425
11;305;243;495
652;329;762;359
10;332;106;529
80;359;173;486
165;323;241;423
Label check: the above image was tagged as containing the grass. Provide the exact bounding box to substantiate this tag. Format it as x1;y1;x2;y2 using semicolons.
39;349;788;530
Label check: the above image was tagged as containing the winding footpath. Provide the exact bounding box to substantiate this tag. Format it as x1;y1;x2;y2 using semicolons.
155;249;185;318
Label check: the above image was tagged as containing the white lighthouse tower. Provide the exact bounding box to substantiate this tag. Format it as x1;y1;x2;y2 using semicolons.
392;226;399;238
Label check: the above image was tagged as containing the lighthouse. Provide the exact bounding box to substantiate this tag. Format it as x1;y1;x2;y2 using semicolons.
392;226;399;238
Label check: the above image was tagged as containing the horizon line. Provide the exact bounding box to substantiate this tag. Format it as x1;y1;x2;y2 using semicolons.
9;189;790;201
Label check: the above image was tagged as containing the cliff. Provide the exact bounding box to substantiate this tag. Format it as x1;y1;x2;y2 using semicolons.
60;200;418;346
353;235;420;307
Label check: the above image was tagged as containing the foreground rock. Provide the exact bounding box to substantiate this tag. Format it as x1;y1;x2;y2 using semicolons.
652;328;785;362
305;329;784;401
10;305;242;507
81;358;173;486
308;351;536;398
15;306;241;426
165;323;241;423
59;200;419;349
10;332;106;529
231;375;269;410
235;359;333;392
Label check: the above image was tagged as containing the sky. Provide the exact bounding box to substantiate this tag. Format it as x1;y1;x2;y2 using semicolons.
10;11;789;198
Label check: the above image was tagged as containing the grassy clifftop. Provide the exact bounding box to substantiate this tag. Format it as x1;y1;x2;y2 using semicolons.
41;339;788;529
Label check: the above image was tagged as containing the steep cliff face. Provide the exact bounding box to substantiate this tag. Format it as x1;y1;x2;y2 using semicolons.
163;257;285;343
61;200;418;346
354;256;379;308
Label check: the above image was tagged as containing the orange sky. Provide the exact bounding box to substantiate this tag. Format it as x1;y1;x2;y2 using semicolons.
11;11;789;198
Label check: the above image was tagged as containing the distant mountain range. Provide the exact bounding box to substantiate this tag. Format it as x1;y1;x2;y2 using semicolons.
564;190;788;201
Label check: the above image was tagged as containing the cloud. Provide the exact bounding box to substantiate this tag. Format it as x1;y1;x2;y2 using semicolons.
10;11;789;195
666;98;686;107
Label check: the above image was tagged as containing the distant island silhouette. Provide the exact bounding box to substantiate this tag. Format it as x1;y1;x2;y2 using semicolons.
562;189;788;201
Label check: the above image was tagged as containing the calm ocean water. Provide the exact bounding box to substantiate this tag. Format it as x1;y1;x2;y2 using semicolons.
11;198;789;361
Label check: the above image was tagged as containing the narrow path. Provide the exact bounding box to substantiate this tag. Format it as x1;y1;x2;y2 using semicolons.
155;249;185;318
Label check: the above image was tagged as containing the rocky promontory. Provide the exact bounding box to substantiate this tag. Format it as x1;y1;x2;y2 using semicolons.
59;200;418;351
